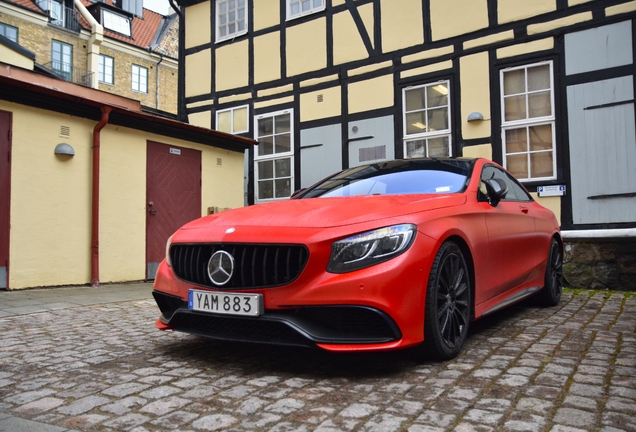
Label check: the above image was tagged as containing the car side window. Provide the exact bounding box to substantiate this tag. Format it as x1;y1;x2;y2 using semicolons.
479;165;533;202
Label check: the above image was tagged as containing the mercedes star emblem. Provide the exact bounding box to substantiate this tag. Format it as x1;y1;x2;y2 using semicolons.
207;250;235;286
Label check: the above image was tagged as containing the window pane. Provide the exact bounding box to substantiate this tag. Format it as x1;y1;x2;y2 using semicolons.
234;107;247;132
505;128;528;153
275;158;291;177
258;160;273;179
528;65;550;91
406;140;426;158
529;124;552;151
217;111;231;133
313;0;322;7
530;152;553;178
503;69;525;95
528;91;551;118
428;137;449;157
275;114;290;134
427;107;448;131
427;84;448;108
275;134;291;154
405;88;425;111
258;180;274;200
258;118;273;136
258;136;274;156
275;179;291;198
506;154;528;179
504;95;526;121
406;112;427;135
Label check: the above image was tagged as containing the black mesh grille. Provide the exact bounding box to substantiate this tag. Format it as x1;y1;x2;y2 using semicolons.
153;290;401;346
170;244;309;289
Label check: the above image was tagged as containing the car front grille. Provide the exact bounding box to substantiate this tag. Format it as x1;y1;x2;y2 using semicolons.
170;243;309;289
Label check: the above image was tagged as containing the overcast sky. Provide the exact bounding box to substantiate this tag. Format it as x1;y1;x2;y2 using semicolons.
144;0;171;15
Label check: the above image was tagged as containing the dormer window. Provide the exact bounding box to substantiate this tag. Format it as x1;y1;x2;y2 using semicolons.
102;10;131;36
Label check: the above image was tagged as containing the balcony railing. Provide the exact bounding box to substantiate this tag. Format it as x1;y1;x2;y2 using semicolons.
36;0;82;32
50;5;82;32
42;61;94;88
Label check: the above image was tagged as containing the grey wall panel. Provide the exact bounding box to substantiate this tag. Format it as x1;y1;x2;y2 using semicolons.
348;116;395;168
565;21;633;76
567;76;636;225
300;124;342;188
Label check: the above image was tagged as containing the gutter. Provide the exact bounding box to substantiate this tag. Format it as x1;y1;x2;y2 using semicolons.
91;107;111;288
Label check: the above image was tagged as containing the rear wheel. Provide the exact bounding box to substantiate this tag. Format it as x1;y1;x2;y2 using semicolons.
422;241;471;360
538;238;563;307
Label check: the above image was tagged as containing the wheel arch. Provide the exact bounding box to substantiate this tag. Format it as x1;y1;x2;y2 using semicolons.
442;234;476;321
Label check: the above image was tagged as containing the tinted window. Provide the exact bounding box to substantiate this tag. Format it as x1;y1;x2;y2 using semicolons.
298;159;473;198
480;165;532;202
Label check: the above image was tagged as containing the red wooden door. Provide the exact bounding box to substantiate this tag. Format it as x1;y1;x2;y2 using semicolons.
146;141;201;279
0;111;11;289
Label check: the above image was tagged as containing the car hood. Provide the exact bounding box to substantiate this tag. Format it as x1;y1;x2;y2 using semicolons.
181;194;466;231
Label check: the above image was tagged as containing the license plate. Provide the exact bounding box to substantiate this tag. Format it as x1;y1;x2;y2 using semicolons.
188;289;263;317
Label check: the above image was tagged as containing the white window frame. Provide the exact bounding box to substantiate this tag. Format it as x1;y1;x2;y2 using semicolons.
216;105;249;134
215;0;248;43
286;0;325;21
254;109;294;203
102;10;131;36
402;80;452;158
0;23;18;42
131;64;148;93
500;61;556;182
98;54;114;85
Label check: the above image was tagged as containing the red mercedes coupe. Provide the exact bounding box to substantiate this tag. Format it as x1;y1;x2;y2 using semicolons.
153;157;563;360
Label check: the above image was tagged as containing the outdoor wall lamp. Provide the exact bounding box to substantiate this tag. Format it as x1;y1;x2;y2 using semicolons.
54;143;75;156
467;112;484;122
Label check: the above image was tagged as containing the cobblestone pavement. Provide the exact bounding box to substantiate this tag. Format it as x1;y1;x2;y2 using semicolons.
0;289;634;432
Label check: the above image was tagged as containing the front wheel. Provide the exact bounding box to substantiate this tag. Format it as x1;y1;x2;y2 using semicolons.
421;241;471;360
538;238;563;307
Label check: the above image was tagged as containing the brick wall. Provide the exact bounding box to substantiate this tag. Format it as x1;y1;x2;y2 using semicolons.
1;11;178;114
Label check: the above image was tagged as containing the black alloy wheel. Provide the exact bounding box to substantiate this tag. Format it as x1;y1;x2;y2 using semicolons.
538;238;563;307
422;241;471;360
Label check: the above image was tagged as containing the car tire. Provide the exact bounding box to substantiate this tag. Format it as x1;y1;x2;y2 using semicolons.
422;241;471;360
538;238;563;307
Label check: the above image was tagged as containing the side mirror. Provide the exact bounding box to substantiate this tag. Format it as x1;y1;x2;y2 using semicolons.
484;178;508;206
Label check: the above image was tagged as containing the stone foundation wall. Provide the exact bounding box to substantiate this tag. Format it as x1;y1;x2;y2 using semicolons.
563;240;636;291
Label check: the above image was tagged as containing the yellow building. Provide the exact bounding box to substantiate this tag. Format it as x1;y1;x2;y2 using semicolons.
175;0;636;289
0;42;255;290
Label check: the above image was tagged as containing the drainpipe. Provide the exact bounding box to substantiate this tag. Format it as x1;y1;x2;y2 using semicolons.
91;107;111;288
149;49;164;110
166;0;186;121
74;0;103;89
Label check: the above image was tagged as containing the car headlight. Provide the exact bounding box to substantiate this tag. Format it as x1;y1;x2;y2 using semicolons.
165;233;175;267
327;224;417;273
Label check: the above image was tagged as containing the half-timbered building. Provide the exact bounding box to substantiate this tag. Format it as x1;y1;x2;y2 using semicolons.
176;0;636;289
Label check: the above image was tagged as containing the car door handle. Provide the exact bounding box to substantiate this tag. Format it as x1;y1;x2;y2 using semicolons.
520;206;529;214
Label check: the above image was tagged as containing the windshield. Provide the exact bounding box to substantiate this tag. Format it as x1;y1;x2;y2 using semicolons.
298;158;474;198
